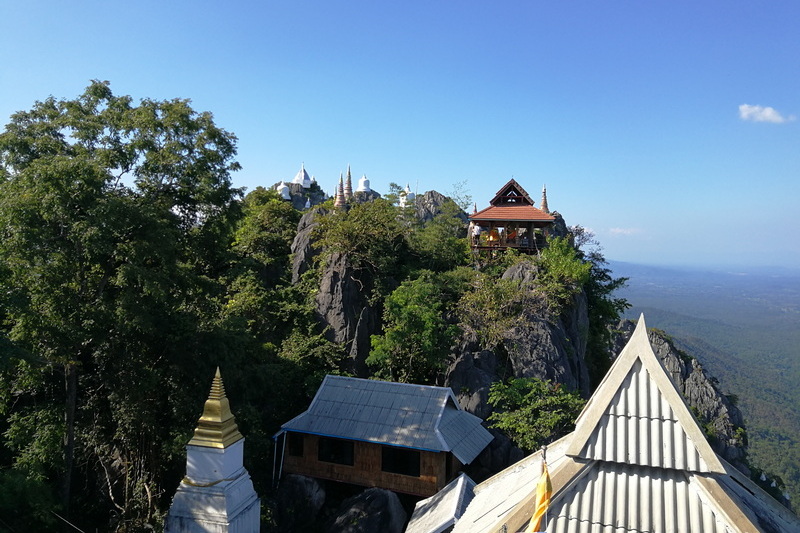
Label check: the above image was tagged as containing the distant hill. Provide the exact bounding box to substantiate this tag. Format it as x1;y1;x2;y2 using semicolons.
610;261;800;507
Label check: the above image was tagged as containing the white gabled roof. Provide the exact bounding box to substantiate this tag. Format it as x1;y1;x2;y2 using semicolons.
406;473;476;533
448;315;800;533
281;375;493;464
566;314;724;473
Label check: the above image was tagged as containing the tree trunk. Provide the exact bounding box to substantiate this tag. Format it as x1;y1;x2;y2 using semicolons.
62;362;78;519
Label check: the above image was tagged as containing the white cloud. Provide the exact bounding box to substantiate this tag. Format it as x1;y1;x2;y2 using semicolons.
609;227;643;236
738;104;795;123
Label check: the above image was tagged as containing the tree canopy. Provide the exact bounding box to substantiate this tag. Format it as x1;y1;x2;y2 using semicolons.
0;81;243;529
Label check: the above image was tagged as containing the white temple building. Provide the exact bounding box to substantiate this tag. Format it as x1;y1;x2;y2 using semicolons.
165;369;260;533
291;163;312;189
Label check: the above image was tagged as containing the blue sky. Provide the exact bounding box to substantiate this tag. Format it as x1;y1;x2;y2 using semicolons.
2;1;798;268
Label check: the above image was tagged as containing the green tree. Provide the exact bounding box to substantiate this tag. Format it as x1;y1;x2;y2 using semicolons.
408;199;470;272
534;236;592;313
569;225;630;387
0;81;242;529
368;272;460;384
488;377;586;452
313;198;409;301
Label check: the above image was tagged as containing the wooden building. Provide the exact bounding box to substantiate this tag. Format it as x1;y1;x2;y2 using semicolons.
469;179;555;254
274;376;494;497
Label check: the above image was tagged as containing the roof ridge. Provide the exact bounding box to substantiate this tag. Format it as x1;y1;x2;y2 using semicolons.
565;314;725;473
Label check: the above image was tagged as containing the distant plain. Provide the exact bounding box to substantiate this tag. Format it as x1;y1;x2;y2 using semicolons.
611;261;800;507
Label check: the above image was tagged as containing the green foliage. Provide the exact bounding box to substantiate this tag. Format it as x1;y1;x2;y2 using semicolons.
408;200;470;272
368;272;460;383
534;236;592;313
0;468;60;532
459;270;544;350
0;81;243;527
313;199;409;301
232;187;301;281
569;226;630;388
488;378;586;452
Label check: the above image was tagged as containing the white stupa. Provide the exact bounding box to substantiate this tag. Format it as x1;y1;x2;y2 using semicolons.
399;183;416;207
356;174;371;193
165;369;260;533
276;181;291;200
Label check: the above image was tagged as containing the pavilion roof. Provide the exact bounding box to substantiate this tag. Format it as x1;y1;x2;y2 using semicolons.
470;205;555;223
470;179;555;223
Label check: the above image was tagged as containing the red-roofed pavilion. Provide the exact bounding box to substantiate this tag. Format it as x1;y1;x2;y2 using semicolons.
469;179;555;254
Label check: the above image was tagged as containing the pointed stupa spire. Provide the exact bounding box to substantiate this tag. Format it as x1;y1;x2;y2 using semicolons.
344;165;353;200
188;368;243;449
473;202;478;215
165;367;260;531
334;173;346;208
540;184;549;213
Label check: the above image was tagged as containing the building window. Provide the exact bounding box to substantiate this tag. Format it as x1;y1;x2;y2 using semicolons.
318;437;354;466
381;446;420;477
287;432;304;457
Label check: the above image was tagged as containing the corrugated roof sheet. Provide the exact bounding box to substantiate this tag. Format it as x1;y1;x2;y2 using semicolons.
546;461;734;533
567;316;724;474
446;315;800;533
406;473;476;533
469;205;555;222
580;360;712;472
281;376;492;463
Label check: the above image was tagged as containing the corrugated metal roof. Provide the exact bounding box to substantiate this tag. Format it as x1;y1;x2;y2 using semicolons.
281;376;493;463
446;315;800;533
546;461;734;533
406;473;476;533
567;315;724;473
580;360;712;472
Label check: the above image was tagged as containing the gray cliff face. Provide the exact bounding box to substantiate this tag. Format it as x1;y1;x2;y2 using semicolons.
414;190;469;225
291;207;326;284
324;488;407;533
313;252;377;377
447;260;591;475
612;320;748;471
500;288;590;396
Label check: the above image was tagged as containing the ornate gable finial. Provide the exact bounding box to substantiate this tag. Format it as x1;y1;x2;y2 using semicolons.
188;368;243;449
540;184;549;213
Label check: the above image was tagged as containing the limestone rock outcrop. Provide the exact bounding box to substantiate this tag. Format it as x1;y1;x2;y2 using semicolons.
414;190;469;226
314;252;377;376
275;475;326;531
324;488;407;533
290;207;325;284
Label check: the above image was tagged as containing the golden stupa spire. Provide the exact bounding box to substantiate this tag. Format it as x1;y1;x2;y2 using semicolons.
188;367;243;448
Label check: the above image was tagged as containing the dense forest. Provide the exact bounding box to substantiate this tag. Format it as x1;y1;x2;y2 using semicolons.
613;262;800;506
0;83;790;531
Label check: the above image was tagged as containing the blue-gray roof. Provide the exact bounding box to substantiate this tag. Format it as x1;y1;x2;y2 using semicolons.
281;375;493;464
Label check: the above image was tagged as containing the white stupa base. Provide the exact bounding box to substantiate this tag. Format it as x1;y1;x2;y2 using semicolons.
165;471;260;533
166;440;260;533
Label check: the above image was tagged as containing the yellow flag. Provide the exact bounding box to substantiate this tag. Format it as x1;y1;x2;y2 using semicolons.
525;461;552;533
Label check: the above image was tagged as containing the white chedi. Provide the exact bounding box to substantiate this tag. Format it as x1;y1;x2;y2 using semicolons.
356;174;371;192
399;183;415;207
276;181;291;200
